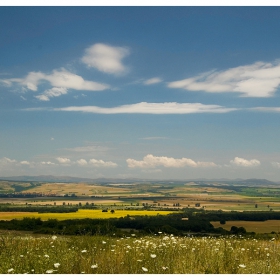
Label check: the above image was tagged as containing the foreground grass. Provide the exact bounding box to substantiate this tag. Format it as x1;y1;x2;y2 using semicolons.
0;209;174;221
1;232;280;274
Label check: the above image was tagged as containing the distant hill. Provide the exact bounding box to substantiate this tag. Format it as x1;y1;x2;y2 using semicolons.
0;175;277;185
0;175;146;184
232;178;277;185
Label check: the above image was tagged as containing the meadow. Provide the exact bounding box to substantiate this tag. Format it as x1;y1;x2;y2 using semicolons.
1;232;280;274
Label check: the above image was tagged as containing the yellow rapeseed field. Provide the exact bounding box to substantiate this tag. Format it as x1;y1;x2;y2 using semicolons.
0;209;174;221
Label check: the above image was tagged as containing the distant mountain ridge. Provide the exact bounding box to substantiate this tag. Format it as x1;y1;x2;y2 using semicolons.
0;175;278;185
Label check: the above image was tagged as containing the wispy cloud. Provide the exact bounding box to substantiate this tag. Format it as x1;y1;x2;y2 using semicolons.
250;107;280;112
54;102;236;114
3;68;109;94
127;154;217;168
272;162;280;168
62;145;109;153
35;87;68;101
168;61;280;98
140;137;168;140
81;43;129;75
230;157;260;167
143;77;163;85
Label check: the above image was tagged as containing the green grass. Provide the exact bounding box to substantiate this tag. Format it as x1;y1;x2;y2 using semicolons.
1;233;280;274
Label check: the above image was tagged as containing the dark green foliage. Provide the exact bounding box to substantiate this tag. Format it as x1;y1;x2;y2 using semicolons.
0;206;78;213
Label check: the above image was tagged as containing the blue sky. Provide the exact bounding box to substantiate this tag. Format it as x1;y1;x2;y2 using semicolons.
1;6;280;181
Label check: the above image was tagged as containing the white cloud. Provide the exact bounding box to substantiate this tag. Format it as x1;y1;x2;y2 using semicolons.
81;43;129;75
5;68;109;93
55;102;236;114
20;161;30;165
35;87;68;101
127;154;217;168
143;77;163;85
168;61;280;97
89;158;117;167
250;107;280;112
41;161;55;165
272;162;280;168
230;157;260;167
0;157;17;164
56;157;71;164
64;145;108;153
77;159;88;166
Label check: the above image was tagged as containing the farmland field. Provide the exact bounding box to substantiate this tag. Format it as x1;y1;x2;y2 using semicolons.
0;209;174;221
2;180;280;212
211;220;280;234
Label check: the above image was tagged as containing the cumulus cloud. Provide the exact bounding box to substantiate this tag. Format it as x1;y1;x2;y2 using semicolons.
89;158;117;167
168;61;280;97
230;157;260;167
81;43;129;75
5;68;109;93
35;87;68;101
41;161;55;165
20;161;30;165
143;77;163;85
54;102;236;114
77;159;88;166
0;157;17;164
127;154;217;168
56;157;71;164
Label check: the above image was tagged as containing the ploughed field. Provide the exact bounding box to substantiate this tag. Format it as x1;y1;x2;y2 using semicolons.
1;232;280;274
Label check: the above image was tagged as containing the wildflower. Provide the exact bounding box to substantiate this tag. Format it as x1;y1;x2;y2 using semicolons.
239;264;246;268
91;264;98;269
142;267;148;272
137;260;142;262
267;253;270;257
20;255;24;257
52;236;57;240
44;255;49;258
131;234;136;236
81;249;87;253
102;241;106;244
150;254;156;258
158;232;162;234
7;268;14;273
162;267;168;270
54;263;60;268
46;269;54;274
